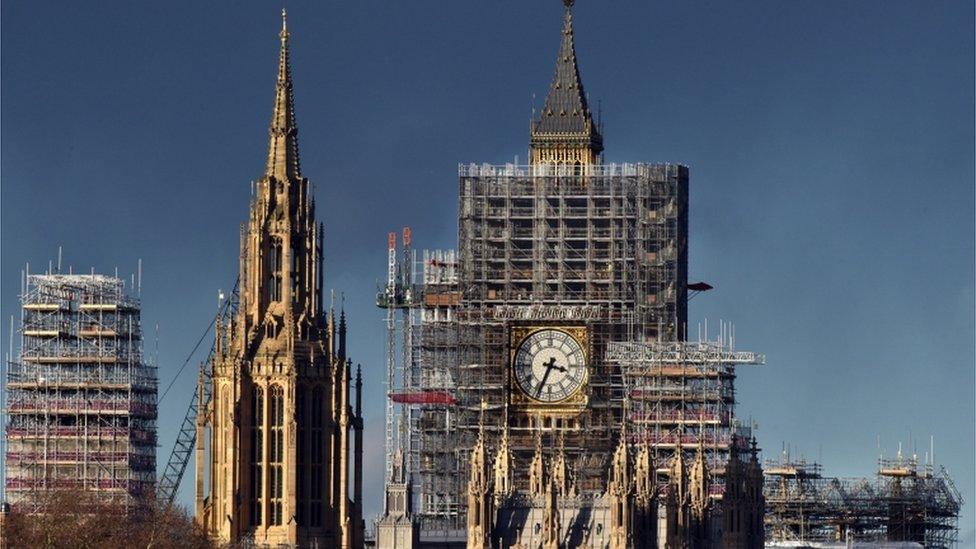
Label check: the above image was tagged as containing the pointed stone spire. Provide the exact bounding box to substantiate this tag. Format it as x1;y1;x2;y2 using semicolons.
529;429;546;497
493;427;514;500
609;430;631;496
747;438;764;510
265;8;302;182
608;430;632;549
671;437;686;486
530;0;603;165
327;290;336;359
391;447;406;485
667;437;692;549
466;420;493;549
339;359;352;549
539;0;592;131
689;437;710;519
634;439;654;498
338;296;347;360
633;439;658;548
378;447;419;547
541;471;562;549
552;433;572;497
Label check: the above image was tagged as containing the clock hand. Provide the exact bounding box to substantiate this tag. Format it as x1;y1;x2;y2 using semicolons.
535;357;559;397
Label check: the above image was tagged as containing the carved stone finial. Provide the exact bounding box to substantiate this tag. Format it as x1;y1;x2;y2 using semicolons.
280;9;289;42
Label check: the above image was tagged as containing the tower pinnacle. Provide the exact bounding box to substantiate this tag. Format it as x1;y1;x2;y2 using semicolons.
530;0;603;166
198;14;362;547
265;10;301;181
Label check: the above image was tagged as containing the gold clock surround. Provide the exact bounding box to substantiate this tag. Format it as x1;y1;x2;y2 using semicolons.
509;325;589;412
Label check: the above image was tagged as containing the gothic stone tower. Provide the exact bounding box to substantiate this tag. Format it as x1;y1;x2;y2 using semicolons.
458;1;688;546
195;12;365;548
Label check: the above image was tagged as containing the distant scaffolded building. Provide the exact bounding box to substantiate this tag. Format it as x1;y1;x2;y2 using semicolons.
763;451;963;548
377;1;766;547
5;272;156;511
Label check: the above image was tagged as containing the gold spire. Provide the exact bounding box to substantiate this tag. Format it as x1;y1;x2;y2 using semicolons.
265;8;301;181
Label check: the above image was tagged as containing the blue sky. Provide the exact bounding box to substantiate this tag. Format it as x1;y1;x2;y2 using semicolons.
2;1;973;539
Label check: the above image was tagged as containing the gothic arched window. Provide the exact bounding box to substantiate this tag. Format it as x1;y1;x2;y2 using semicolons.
296;388;306;526
309;385;325;526
291;244;300;304
219;386;231;519
250;386;264;526
269;238;283;302
269;385;285;525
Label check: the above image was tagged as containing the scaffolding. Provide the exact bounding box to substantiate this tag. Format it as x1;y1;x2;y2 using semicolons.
382;163;795;543
377;232;462;538
4;274;156;512
377;163;691;541
607;335;764;499
453;162;688;520
414;249;463;539
763;451;962;547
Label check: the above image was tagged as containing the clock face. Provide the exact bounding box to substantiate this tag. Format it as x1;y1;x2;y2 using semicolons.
513;329;586;403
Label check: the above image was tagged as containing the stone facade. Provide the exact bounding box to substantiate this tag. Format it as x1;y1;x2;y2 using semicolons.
377;449;420;549
194;12;364;548
465;431;764;548
721;441;765;549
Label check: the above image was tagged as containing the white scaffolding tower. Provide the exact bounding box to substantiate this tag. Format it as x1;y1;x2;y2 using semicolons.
4;273;157;512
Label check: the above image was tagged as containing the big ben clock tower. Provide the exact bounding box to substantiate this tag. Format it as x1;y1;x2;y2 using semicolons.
379;3;768;547
454;0;689;526
376;0;691;543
